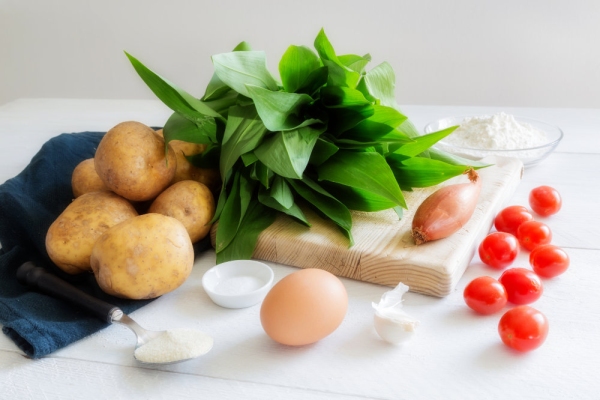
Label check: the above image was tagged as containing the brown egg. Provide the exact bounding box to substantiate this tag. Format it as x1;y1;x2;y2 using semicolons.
260;268;348;346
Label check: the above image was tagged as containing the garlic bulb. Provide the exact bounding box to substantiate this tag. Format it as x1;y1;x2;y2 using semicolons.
372;282;419;344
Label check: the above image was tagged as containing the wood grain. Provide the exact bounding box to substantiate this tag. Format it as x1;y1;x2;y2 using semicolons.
249;156;524;297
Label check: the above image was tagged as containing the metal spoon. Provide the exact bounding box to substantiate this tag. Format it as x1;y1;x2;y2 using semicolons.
16;261;213;365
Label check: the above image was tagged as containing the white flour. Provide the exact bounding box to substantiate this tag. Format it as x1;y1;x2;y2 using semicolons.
213;275;265;295
134;329;213;363
445;112;547;150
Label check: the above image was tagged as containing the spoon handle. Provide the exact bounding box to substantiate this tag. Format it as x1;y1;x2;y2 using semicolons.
16;261;120;323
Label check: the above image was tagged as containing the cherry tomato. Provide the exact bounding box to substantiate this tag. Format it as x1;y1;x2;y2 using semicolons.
498;306;549;352
530;244;570;278
529;186;562;216
494;205;534;236
463;276;507;315
478;232;519;269
499;268;543;305
517;220;552;251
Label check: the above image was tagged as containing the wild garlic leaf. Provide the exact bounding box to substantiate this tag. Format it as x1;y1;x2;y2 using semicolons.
186;142;220;168
215;172;255;252
287;176;354;245
241;152;258;167
163;112;215;145
216;199;276;263
268;175;294;209
203;42;252;101
338;53;371;74
295;66;329;97
219;105;268;179
363;62;397;108
250;160;272;188
258;185;310;226
212;51;278;98
318;150;406;208
387;155;469;190
246;84;317;131
254;125;324;179
394;126;457;157
279;45;321;94
342;105;409;141
319;181;400;212
314;29;360;88
125;52;225;122
327;105;374;135
321;86;371;108
309;138;339;166
427;148;492;168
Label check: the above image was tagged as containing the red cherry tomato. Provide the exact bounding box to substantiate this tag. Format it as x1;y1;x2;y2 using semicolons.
499;268;543;305
517;220;552;251
529;186;562;216
529;244;570;278
498;306;549;352
463;276;508;315
478;232;519;269
494;205;534;236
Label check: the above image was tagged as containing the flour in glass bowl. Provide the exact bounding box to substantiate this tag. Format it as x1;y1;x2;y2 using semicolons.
445;112;548;150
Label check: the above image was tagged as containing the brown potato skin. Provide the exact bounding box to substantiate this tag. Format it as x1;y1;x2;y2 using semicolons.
90;214;194;299
45;191;138;274
155;129;221;193
148;180;215;243
71;158;109;198
95;122;176;201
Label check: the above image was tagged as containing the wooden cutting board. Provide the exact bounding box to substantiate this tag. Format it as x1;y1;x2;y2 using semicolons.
249;156;523;297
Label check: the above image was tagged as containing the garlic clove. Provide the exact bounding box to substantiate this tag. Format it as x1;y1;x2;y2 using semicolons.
372;282;420;345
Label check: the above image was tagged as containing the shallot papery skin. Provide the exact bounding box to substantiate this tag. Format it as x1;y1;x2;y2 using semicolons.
411;169;482;245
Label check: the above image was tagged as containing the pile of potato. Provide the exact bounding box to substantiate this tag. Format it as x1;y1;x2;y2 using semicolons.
45;121;218;300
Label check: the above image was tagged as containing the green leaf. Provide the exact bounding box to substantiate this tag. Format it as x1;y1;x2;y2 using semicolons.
342;105;410;141
295;66;329;97
318;150;406;208
215;172;255;252
279;45;321;94
393;206;404;219
202;42;252;101
245;84;317;131
187;142;220;168
321;86;371;109
338;53;371;73
363;62;397;107
219;105;268;178
268;175;294;208
258;185;310;226
387;155;469;190
210;181;228;224
427;147;492;168
251;160;272;188
212;51;278;98
241;152;258;166
216;200;276;263
163;112;215;145
125;52;224;123
254;125;324;179
320;182;399;212
314;29;360;88
309;138;339;166
394;126;458;157
287;176;353;245
327;105;374;135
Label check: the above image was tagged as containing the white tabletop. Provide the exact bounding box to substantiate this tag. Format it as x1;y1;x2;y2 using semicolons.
1;99;598;400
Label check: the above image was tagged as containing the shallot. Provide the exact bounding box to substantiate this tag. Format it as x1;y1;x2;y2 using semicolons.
411;168;482;245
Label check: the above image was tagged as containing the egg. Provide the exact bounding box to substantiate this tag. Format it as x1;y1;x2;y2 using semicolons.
260;268;348;346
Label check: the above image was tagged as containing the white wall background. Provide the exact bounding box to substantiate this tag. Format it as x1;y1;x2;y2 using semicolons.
1;0;598;108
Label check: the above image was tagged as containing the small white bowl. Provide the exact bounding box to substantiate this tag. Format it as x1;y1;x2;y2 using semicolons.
202;260;274;309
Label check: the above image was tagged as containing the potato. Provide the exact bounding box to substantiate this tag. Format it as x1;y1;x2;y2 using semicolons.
95;122;176;201
155;129;221;193
148;180;215;243
90;213;194;299
71;158;109;198
45;191;138;274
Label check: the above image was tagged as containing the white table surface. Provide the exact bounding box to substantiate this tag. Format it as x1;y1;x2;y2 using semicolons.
0;99;598;400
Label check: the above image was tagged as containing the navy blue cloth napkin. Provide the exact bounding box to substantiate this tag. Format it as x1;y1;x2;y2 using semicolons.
0;131;209;358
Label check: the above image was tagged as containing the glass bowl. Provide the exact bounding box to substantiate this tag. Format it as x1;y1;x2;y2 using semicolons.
423;115;563;168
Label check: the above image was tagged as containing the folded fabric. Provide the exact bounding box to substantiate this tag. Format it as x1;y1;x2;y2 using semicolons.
0;131;209;358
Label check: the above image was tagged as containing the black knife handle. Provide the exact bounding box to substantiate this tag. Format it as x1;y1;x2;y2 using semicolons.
16;261;120;323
